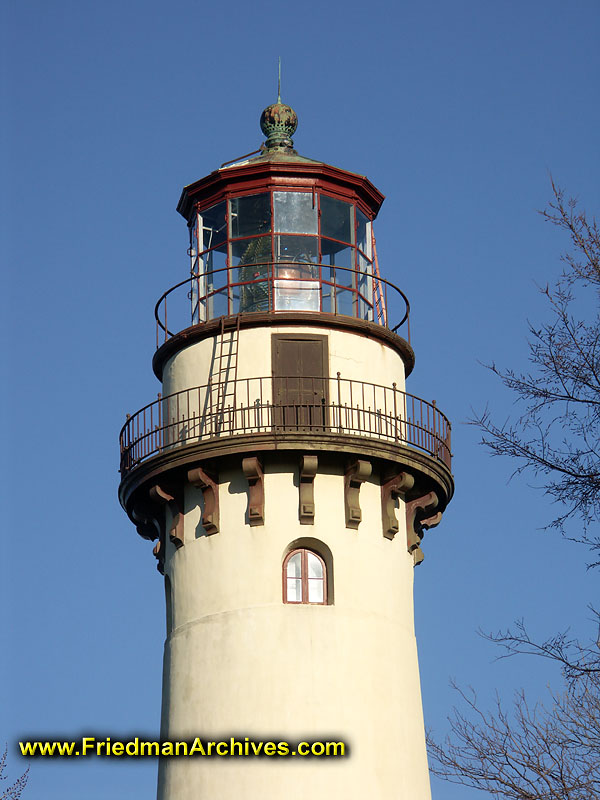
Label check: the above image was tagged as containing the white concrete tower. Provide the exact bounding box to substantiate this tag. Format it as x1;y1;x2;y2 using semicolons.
119;97;453;799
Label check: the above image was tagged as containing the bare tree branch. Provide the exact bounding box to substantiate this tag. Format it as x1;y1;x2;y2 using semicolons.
428;675;600;799
471;183;600;561
0;747;28;800
430;185;600;799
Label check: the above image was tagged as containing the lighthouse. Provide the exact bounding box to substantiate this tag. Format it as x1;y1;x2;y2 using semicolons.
118;95;453;799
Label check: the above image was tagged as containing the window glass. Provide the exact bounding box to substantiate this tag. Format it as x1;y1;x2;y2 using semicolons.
307;552;323;578
231;237;272;267
230;194;271;239
200;202;227;251
199;242;227;274
356;208;371;256
275;235;318;266
357;252;372;274
207;287;229;319
287;578;302;602
274;192;318;234
308;579;324;603
274;278;320;312
358;296;374;322
287;552;302;577
320;195;353;243
189;214;200;275
192;243;228;323
322;240;354;288
284;549;327;605
335;286;355;317
238;269;270;313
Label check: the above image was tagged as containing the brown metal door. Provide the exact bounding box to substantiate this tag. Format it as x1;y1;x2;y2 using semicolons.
272;335;328;431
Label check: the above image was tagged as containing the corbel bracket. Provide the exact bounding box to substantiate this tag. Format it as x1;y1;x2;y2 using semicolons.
131;502;161;542
299;455;318;524
242;456;264;526
405;491;443;566
381;471;415;540
188;466;220;535
344;460;372;529
149;484;184;550
130;483;183;575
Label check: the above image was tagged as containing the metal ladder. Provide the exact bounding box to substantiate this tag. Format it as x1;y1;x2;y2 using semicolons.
371;231;387;326
209;315;241;433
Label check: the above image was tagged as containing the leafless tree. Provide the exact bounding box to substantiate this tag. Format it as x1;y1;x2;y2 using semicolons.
473;180;600;562
0;747;28;800
428;185;600;799
427;673;600;799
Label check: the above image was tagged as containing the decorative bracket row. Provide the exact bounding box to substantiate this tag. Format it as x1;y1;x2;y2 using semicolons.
131;459;444;573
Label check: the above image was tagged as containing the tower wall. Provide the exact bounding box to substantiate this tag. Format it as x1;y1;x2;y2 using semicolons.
118;113;453;800
161;325;408;397
157;459;432;800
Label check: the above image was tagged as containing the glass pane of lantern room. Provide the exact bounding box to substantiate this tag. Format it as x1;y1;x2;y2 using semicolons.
275;235;318;267
356;208;372;257
231;237;272;266
232;237;272;315
200;202;227;251
274;236;319;311
320;195;353;244
230;194;271;239
193;243;227;323
273;192;317;234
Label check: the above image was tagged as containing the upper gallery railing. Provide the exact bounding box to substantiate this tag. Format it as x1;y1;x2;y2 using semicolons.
119;375;450;475
154;264;411;346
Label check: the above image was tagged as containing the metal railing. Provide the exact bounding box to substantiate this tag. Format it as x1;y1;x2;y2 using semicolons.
119;375;451;475
154;264;411;347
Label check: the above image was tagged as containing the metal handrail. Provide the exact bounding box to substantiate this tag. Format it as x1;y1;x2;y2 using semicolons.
153;263;411;347
119;375;451;475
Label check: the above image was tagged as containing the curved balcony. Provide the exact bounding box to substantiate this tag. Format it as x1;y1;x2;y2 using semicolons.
154;264;411;346
119;375;451;477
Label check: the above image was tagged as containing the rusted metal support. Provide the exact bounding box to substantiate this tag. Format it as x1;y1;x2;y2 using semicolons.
187;466;220;536
299;455;318;524
381;471;415;540
242;456;265;526
344;459;372;529
405;491;443;566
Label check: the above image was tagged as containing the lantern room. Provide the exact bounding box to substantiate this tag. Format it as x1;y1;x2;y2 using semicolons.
162;98;410;342
186;185;382;321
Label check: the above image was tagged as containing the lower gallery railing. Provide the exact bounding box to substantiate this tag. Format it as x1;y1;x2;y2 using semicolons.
119;376;451;474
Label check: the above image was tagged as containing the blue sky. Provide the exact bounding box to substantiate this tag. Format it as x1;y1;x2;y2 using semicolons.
3;1;599;798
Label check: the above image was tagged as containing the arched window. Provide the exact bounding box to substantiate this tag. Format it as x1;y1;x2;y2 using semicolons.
283;548;327;604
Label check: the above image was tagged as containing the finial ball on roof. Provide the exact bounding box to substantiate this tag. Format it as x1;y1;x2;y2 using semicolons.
260;101;298;150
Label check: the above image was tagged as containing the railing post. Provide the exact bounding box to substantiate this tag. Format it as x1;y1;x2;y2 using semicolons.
432;399;437;459
157;392;162;449
337;372;342;431
392;383;398;441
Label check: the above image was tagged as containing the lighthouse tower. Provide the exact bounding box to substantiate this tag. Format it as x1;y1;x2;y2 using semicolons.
118;97;453;799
